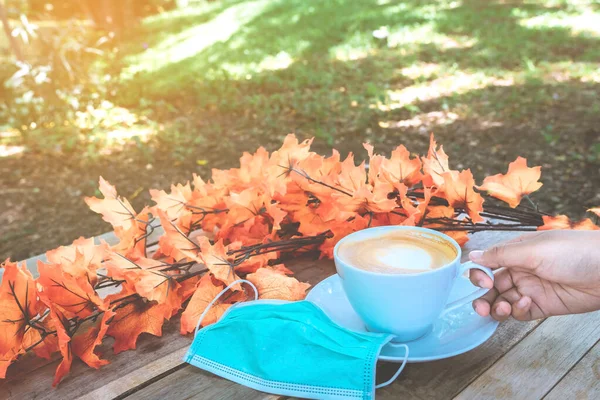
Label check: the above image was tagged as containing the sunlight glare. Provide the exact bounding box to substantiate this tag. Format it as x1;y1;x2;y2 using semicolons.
0;145;25;158
378;111;459;131
380;72;496;111
124;0;270;78
519;10;600;37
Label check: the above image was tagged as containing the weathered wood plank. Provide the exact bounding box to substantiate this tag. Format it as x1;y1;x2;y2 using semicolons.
377;319;541;400
117;258;337;400
0;226;163;280
124;366;280;400
373;230;541;400
80;347;188;400
123;231;522;400
543;340;600;400
454;311;600;400
0;229;523;399
0;317;193;400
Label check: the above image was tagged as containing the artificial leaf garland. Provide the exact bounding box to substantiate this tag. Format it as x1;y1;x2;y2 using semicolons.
1;133;599;386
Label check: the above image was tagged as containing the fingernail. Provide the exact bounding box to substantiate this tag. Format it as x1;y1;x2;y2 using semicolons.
470;250;484;262
496;307;507;317
477;279;492;289
517;297;530;308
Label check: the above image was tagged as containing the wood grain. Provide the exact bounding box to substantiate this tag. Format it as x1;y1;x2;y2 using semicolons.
124;366;279;400
0;317;193;400
0;229;529;399
544;340;600;400
376;319;541;400
120;231;520;399
454;311;600;400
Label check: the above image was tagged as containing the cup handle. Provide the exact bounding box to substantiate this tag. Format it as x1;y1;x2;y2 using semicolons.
442;261;494;314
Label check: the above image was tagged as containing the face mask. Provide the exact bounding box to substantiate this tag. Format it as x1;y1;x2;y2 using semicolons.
184;279;408;400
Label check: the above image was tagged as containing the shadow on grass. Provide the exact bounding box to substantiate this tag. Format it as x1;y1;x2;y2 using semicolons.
118;0;600;96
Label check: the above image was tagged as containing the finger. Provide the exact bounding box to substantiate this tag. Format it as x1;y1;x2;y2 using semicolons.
472;286;499;317
469;269;493;289
470;268;515;296
495;288;546;320
471;268;517;317
512;296;533;321
469;240;535;270
491;288;536;321
473;298;491;317
481;284;521;321
491;300;512;321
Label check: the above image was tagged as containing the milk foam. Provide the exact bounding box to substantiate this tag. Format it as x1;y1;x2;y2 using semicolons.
376;245;433;271
338;231;457;274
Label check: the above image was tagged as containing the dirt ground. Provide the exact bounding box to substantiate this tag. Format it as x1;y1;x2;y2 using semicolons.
2;85;599;262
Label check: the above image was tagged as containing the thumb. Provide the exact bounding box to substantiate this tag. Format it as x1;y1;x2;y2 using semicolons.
469;241;533;270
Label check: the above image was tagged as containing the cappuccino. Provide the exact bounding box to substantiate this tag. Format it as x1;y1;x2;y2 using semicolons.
337;231;457;274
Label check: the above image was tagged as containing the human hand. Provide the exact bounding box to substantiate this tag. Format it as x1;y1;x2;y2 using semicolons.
469;230;600;321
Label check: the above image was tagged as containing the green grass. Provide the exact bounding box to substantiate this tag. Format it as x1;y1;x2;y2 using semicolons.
101;0;600;153
3;0;600;158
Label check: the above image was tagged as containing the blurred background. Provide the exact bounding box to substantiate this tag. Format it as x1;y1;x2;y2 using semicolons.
1;0;599;261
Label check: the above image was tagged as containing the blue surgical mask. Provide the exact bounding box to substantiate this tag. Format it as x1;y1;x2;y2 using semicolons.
184;280;408;400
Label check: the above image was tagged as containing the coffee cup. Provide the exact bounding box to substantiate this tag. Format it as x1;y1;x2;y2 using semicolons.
333;226;494;342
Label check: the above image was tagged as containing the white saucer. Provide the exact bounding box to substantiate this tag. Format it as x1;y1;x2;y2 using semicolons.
306;274;499;363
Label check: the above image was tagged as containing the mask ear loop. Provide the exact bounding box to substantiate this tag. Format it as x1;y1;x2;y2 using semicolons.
374;343;409;389
194;279;258;336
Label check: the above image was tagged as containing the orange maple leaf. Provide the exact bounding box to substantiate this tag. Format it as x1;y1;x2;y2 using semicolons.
150;182;193;220
269;134;314;173
112;206;153;259
105;285;171;354
537;215;571;230
445;230;469;246
104;252;182;313
335;154;368;196
46;305;114;385
333;155;397;214
198;237;242;288
478;157;543;208
422;134;450;188
400;187;432;225
573;218;600;231
587;207;600;218
157;210;203;262
234;251;279;274
85;177;138;230
71;309;116;369
180;275;201;302
180;275;246;334
291;151;343;199
49;306;72;386
442;170;484;223
187;174;228;232
425;205;455;220
280;182;347;236
0;260;40;377
364;143;423;188
247;267;310;301
46;237;108;284
371;210;409;227
0;260;39;356
217;217;272;246
320;216;370;258
537;215;598;230
225;188;287;231
31;317;58;360
37;261;106;319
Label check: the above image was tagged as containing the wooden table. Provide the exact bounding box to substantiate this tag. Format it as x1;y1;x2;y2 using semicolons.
2;230;599;400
